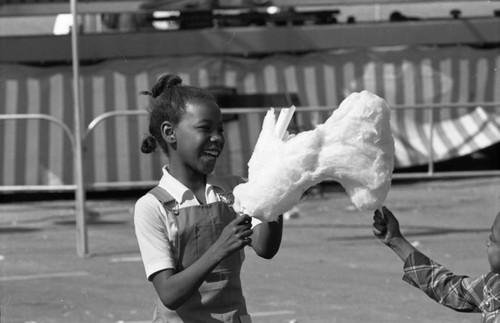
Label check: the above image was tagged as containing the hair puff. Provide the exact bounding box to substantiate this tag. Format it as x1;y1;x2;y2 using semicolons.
140;135;157;154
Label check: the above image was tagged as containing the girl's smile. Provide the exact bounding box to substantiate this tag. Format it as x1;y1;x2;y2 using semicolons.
171;101;225;176
203;149;220;157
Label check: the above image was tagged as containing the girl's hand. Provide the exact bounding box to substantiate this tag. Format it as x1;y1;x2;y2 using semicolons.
212;214;253;261
373;206;403;246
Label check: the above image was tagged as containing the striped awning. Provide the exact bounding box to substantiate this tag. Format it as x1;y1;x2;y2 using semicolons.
1;45;499;187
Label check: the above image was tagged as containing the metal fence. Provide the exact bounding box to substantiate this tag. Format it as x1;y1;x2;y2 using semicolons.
0;114;77;191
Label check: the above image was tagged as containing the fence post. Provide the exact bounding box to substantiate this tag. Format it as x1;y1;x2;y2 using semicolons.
71;0;88;257
427;106;435;176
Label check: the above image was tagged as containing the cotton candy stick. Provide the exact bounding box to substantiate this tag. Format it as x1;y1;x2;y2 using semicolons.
379;206;385;219
273;105;296;139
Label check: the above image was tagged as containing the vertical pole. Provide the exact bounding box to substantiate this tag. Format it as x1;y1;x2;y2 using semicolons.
427;106;435;176
70;0;88;257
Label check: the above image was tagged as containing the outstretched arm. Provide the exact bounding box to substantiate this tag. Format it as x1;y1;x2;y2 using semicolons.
250;215;283;259
373;206;416;261
373;207;483;312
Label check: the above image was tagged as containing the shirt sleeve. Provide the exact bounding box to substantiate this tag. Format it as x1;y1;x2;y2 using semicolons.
402;250;484;312
134;194;176;281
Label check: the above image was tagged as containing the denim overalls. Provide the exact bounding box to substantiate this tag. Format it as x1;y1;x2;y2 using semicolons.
148;184;251;323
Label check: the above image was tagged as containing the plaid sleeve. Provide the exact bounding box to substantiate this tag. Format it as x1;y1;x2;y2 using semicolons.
402;250;483;312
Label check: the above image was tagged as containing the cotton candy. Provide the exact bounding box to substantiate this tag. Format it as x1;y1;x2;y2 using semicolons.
232;90;395;221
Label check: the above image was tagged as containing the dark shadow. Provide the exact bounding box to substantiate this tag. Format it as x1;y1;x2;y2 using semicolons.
394;142;500;174
90;250;141;258
389;11;421;22
283;221;489;242
0;188;149;204
326;226;490;242
0;227;41;234
54;219;130;226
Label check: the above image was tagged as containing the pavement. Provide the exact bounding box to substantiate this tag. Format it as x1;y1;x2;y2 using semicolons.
1;177;500;323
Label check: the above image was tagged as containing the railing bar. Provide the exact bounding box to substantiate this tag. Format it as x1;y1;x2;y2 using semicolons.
84;100;500;131
87;181;159;189
393;170;500;179
0;185;77;192
219;103;500;114
0;114;76;149
85;110;148;140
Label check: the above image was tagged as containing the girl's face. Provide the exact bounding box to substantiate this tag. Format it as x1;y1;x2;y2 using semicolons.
172;100;225;175
487;212;500;273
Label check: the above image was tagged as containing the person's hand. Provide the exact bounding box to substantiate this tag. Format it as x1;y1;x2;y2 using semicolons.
212;214;253;261
373;206;403;246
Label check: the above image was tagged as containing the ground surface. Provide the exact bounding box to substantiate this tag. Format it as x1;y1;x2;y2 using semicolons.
1;177;499;323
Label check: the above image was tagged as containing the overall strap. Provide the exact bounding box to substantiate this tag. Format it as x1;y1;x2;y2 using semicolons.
148;186;177;210
147;186;181;268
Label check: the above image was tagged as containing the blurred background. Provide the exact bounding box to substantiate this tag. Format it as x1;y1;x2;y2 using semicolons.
1;0;499;195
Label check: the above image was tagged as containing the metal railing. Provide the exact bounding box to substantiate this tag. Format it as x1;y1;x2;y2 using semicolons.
4;102;499;192
0;113;87;257
83;102;500;190
0;114;77;192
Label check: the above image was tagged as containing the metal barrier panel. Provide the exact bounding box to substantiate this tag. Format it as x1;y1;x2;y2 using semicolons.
0;114;76;192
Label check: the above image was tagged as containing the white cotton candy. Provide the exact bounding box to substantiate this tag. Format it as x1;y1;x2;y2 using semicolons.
315;91;395;210
232;90;395;222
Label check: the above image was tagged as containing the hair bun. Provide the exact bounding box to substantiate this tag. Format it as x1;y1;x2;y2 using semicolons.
149;74;182;98
165;74;182;88
141;135;157;154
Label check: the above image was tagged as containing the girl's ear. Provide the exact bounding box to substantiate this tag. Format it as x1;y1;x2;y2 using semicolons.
161;121;176;143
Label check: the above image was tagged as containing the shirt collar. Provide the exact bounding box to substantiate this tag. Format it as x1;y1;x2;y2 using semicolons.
158;166;222;205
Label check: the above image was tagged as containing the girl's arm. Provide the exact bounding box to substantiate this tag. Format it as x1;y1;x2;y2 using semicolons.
250;215;283;259
152;214;253;310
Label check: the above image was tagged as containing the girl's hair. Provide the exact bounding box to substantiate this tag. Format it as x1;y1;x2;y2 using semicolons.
140;74;216;154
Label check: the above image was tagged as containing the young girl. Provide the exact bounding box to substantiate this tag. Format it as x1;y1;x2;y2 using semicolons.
134;74;283;323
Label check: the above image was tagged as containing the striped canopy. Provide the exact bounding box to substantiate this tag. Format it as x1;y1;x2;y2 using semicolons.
1;45;499;187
